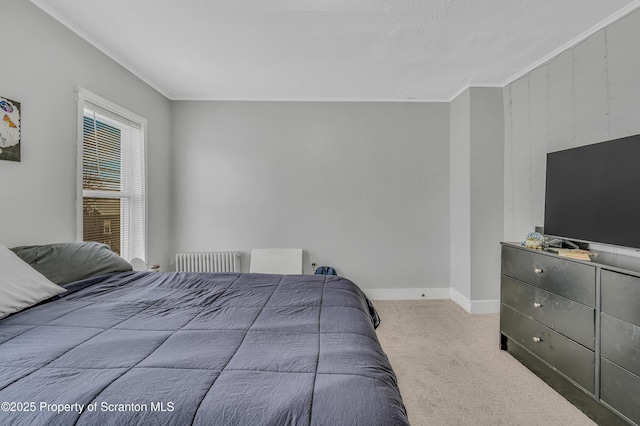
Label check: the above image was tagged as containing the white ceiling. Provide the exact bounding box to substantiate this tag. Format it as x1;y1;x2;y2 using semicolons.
33;0;640;101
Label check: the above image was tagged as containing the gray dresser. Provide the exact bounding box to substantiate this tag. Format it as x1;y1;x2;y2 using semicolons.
500;242;640;426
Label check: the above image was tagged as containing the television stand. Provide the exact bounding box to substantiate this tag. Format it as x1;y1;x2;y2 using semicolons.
500;242;640;425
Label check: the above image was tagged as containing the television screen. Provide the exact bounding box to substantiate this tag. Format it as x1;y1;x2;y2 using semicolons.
544;133;640;250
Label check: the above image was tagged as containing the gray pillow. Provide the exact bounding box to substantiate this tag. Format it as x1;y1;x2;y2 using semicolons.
10;242;132;286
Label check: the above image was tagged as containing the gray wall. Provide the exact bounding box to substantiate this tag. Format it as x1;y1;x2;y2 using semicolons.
504;9;640;244
469;88;504;301
171;101;450;291
450;90;471;299
450;88;504;306
0;1;173;268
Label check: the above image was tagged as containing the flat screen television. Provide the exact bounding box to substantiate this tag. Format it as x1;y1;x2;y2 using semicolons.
544;133;640;250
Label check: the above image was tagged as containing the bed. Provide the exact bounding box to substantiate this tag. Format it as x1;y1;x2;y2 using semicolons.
0;243;409;425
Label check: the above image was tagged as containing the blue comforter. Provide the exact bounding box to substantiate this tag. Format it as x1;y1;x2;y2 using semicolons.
0;272;409;425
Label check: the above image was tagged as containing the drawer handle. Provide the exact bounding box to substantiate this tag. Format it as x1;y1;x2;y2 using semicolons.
533;302;542;308
534;268;543;274
532;337;542;343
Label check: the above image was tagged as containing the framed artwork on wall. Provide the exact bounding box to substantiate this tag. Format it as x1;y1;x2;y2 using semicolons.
0;96;21;162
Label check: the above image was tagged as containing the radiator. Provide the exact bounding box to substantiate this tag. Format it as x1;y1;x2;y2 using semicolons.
175;251;241;272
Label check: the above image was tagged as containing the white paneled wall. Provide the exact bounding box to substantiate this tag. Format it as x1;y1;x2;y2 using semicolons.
504;10;640;243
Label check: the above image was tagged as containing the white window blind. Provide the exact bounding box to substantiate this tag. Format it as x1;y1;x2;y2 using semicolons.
77;88;146;262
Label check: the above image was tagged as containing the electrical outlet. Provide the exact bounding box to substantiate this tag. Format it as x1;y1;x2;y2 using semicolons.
311;260;317;270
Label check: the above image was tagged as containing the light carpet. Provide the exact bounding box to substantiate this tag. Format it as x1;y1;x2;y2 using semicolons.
373;299;595;426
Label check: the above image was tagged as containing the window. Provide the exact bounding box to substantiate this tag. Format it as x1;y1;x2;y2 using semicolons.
77;88;146;262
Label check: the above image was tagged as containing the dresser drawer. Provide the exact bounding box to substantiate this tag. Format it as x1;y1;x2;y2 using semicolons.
501;246;595;307
501;276;594;350
501;305;594;393
601;313;640;378
601;269;640;327
601;357;640;425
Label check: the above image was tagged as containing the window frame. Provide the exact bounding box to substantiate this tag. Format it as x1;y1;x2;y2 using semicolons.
76;87;148;261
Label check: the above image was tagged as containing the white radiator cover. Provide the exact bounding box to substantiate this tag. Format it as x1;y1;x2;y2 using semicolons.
175;251;241;272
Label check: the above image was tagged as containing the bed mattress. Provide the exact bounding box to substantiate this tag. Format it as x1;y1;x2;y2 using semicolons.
0;271;408;425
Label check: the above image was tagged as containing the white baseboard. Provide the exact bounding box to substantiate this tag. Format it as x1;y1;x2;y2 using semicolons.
449;288;472;312
365;286;500;314
361;287;450;301
468;299;501;314
448;288;500;314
